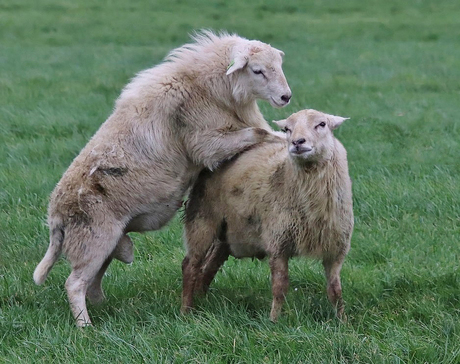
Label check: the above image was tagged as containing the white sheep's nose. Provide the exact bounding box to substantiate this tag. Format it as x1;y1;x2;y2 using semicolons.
281;93;291;104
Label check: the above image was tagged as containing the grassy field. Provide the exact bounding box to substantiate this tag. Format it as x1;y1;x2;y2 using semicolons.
1;0;459;362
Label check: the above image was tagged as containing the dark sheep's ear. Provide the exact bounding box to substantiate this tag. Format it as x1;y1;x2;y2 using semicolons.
327;114;350;130
273;119;288;131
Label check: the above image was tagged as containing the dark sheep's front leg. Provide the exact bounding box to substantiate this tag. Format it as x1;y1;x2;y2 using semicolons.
323;256;345;320
269;255;289;322
198;241;230;293
181;256;198;313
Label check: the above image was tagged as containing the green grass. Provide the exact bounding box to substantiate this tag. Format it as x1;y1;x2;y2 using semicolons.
1;0;460;362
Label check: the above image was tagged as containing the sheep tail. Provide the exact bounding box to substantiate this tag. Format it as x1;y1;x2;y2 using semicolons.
33;220;65;285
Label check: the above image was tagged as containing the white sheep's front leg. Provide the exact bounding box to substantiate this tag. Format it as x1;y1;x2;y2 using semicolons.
269;255;289;322
270;130;287;139
189;128;283;170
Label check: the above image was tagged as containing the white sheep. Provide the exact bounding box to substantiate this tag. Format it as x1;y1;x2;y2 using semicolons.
181;109;353;322
33;30;291;326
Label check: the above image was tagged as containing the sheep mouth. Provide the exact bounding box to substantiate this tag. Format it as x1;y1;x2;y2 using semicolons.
270;97;288;108
289;146;314;157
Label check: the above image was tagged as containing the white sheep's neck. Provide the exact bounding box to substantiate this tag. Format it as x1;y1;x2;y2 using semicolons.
115;35;266;134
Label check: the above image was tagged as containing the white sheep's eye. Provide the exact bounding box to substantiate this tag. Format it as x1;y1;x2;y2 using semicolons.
283;127;291;133
252;69;264;75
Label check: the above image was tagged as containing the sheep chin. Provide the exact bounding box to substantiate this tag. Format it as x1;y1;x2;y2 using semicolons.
288;148;316;160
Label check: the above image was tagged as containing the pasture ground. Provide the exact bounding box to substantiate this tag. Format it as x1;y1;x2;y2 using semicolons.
1;0;459;362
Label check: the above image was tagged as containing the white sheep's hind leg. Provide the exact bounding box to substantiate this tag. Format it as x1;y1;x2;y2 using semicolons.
86;235;133;304
86;257;112;305
67;255;115;326
65;225;122;327
323;255;346;320
65;270;93;327
269;255;289;322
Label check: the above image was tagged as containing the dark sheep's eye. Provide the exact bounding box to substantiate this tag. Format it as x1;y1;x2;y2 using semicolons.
317;122;326;128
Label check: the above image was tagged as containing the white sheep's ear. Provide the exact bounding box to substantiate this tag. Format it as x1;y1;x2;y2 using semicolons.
275;48;285;57
328;115;350;130
226;47;250;75
273;119;288;131
226;56;249;75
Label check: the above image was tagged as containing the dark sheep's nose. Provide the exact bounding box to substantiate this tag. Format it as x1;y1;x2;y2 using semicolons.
281;94;291;103
292;138;306;146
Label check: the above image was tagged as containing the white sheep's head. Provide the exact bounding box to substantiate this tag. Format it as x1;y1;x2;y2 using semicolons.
226;40;291;108
274;109;349;163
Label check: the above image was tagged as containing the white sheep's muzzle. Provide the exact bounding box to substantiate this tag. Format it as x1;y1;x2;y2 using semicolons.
269;94;291;108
